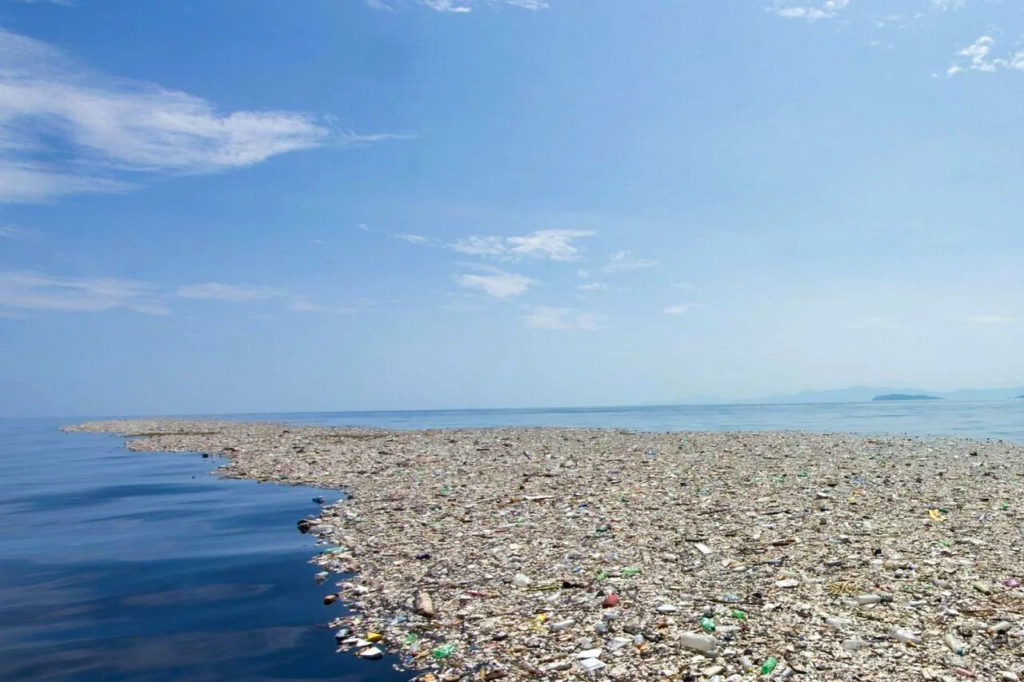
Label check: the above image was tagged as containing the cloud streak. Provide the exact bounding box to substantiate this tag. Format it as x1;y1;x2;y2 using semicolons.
449;229;594;262
177;281;353;313
602;250;658;274
369;0;547;12
0;26;396;202
770;0;849;21
0;274;352;316
0;271;169;314
455;268;535;298
663;303;692;315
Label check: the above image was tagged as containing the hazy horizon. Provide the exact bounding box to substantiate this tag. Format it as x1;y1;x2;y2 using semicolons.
2;1;1023;417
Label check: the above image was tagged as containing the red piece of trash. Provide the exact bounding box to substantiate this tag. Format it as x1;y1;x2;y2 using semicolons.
602;594;620;608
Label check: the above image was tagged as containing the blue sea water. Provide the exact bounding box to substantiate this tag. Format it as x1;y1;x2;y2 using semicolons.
1;400;1023;681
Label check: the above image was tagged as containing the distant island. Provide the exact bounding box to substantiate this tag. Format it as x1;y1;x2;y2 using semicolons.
872;394;942;401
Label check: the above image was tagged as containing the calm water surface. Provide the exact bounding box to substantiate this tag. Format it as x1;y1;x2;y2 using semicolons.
2;400;1023;680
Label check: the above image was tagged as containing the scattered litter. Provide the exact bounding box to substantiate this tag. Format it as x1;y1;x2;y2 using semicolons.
67;419;1024;681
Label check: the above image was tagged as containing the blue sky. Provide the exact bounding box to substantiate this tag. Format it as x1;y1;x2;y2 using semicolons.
2;0;1023;417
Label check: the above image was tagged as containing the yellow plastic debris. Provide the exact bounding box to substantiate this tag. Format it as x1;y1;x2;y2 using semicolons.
929;508;945;522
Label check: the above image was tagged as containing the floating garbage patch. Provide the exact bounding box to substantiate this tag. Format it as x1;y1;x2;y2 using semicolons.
66;420;1024;681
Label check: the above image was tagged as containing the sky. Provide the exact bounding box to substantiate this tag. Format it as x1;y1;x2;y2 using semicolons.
1;0;1024;417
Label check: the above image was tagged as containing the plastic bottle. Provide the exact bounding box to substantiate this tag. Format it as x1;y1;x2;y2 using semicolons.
513;573;532;587
432;643;456;660
678;632;717;654
888;627;921;644
842;638;870;651
761;656;778;675
855;594;882;605
739;655;755;672
943;632;965;655
700;617;716;632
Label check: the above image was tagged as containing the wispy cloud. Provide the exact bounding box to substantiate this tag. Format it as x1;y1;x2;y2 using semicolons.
176;282;281;302
0;26;399;202
455;267;535;298
0;271;169;314
770;0;849;21
0;273;353;316
176;281;352;313
369;0;547;11
602;250;658;274
932;0;966;10
393;233;430;244
663;303;693;316
946;36;1024;76
578;282;607;291
522;306;603;330
0;224;35;239
450;229;594;262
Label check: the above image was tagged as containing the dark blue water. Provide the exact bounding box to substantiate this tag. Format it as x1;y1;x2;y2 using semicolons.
0;419;411;682
2;401;1023;681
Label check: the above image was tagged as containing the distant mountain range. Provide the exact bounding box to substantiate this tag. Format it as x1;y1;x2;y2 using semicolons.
872;394;941;401
747;385;1024;404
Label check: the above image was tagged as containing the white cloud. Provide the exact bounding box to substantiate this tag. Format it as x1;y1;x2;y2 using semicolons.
0;271;169;314
932;0;966;10
177;281;350;313
0;274;349;316
578;282;607;291
369;0;547;11
393;233;429;243
947;36;1024;76
455;268;535;298
0;27;398;202
0;224;28;238
967;314;1018;324
770;0;849;21
663;303;692;316
523;306;603;330
176;282;280;302
450;229;594;261
602;250;658;274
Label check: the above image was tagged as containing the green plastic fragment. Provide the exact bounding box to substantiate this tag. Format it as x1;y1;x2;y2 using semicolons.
596;570;609;581
432;643;456;660
700;617;715;632
622;566;641;576
403;633;418;646
761;656;778;675
731;609;747;620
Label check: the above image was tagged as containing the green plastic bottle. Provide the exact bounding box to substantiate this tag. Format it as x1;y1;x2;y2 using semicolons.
731;609;747;620
432;643;456;660
761;656;778;675
700;617;715;632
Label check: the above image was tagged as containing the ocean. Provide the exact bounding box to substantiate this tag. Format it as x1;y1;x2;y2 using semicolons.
2;399;1022;681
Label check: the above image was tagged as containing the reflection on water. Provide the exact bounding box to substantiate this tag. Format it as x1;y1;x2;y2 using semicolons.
2;401;1022;680
0;419;411;682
